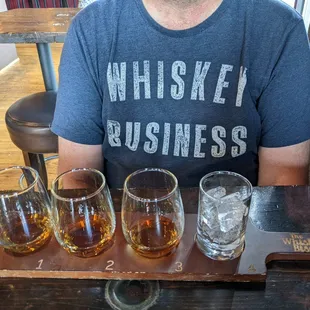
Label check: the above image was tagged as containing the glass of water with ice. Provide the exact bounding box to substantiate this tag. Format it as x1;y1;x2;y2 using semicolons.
196;171;252;260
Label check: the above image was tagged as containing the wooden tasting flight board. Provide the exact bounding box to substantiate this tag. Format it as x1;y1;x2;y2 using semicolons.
0;187;309;282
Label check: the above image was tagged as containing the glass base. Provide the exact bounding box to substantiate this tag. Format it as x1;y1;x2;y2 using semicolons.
132;241;179;259
4;231;52;256
196;234;244;261
62;236;115;258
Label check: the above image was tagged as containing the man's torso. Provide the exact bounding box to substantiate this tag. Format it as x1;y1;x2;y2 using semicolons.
62;0;303;187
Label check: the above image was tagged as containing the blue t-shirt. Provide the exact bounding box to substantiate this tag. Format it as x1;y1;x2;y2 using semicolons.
52;0;310;188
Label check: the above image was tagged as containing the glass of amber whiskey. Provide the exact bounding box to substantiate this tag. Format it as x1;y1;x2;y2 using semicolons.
0;166;52;255
51;168;116;258
122;168;185;259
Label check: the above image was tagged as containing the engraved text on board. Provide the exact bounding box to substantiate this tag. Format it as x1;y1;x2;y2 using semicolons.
282;234;310;252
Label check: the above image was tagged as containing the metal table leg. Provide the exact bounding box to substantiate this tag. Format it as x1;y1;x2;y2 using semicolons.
36;43;58;91
295;0;305;14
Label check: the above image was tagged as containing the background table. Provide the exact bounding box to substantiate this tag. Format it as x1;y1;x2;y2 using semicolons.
0;8;79;90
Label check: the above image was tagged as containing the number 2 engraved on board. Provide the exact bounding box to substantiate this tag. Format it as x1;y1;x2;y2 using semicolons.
36;259;44;270
105;260;114;271
175;262;183;272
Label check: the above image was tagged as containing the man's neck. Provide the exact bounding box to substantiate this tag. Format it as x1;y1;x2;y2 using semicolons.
142;0;223;30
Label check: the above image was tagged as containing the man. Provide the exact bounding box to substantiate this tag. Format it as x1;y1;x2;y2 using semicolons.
52;0;310;188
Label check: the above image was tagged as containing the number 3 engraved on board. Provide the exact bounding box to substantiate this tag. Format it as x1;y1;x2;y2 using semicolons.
105;260;114;271
36;259;44;270
175;262;183;272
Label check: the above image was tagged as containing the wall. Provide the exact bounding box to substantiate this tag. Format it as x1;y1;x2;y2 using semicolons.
5;0;78;9
0;0;18;71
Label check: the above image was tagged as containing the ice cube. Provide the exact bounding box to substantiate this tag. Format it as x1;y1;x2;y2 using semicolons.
201;210;219;230
221;192;246;214
206;186;226;199
217;194;246;233
218;210;244;232
219;223;243;244
221;192;242;202
201;214;221;241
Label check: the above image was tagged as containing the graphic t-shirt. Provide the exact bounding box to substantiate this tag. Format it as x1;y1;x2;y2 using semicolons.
52;0;310;188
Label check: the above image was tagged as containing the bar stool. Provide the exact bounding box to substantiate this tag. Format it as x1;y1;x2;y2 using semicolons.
5;91;58;188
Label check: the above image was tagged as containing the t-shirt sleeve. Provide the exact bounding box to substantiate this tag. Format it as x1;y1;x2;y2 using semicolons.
258;20;310;148
51;18;104;145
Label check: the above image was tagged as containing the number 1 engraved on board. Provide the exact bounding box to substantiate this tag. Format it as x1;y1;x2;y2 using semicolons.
36;259;44;270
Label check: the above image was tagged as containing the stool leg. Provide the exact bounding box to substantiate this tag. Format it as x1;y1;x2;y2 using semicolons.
23;152;48;188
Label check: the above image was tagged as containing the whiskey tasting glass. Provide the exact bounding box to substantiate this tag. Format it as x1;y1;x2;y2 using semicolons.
122;168;185;259
196;171;252;260
0;166;52;254
51;168;116;258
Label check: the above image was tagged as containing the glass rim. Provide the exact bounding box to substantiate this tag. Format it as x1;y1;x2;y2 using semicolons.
199;171;253;202
51;168;106;202
0;166;39;199
124;168;178;203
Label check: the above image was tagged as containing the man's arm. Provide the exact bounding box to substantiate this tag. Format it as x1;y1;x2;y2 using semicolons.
58;137;103;175
51;17;104;179
255;20;310;186
258;140;310;186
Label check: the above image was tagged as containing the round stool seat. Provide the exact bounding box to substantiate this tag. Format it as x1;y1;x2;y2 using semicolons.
5;91;58;154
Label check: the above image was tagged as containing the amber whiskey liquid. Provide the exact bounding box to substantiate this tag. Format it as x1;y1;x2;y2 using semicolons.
1;214;51;254
128;216;180;258
61;215;114;257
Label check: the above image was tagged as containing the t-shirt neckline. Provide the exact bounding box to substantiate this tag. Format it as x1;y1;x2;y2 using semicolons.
134;0;231;38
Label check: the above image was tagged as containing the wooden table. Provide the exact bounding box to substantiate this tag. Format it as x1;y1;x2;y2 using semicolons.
0;8;79;91
0;186;309;309
0;262;309;309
